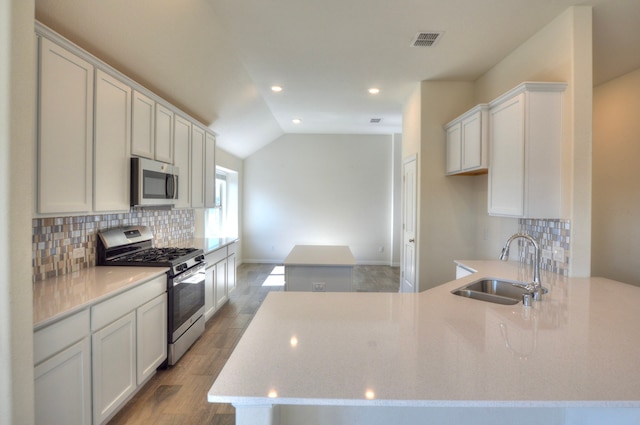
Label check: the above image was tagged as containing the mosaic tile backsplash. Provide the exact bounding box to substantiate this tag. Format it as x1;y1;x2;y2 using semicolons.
517;218;571;276
33;209;195;282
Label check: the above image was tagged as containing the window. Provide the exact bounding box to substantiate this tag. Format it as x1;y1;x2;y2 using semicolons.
206;167;238;238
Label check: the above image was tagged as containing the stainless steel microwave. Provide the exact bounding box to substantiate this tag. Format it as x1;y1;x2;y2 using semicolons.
131;157;179;207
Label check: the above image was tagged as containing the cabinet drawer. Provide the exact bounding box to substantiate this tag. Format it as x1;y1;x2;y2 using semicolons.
205;247;227;267
34;309;90;365
92;275;166;331
227;240;238;256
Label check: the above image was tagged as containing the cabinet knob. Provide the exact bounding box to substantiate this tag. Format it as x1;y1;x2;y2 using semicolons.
409;238;415;243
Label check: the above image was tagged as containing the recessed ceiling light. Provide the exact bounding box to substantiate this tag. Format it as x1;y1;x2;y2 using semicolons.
271;85;283;92
368;87;380;94
292;118;302;124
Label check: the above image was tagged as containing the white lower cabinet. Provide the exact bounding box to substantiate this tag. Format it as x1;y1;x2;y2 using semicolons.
215;258;228;310
90;275;167;424
92;311;137;425
204;262;216;320
34;310;91;425
204;242;239;321
227;244;237;295
136;293;168;384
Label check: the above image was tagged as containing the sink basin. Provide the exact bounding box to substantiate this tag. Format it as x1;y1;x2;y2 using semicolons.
451;278;531;305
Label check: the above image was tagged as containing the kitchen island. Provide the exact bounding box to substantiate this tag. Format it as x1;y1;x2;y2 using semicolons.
283;245;356;292
207;260;640;424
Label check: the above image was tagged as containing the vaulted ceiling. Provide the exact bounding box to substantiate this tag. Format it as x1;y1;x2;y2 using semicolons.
35;0;640;158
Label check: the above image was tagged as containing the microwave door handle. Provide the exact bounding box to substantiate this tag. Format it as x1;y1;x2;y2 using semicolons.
166;174;176;199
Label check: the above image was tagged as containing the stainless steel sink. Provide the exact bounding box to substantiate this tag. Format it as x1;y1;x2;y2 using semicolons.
451;278;531;305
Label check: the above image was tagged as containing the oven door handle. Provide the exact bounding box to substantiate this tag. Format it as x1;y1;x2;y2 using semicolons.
172;267;206;288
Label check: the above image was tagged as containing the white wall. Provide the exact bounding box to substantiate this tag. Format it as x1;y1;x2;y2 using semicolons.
0;0;35;423
592;67;640;285
243;133;396;264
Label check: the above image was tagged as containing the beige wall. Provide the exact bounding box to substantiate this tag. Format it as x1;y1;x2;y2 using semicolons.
401;86;421;159
1;0;35;423
592;68;640;285
403;6;594;289
474;6;593;276
417;81;476;289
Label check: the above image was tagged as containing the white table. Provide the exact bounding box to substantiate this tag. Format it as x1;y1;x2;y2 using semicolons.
283;245;356;292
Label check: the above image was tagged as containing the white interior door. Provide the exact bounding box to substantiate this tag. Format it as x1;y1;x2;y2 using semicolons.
401;155;417;292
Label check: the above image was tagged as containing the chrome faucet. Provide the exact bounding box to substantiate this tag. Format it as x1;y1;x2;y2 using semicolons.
499;233;546;300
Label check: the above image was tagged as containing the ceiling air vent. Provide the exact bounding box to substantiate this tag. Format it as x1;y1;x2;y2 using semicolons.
370;118;382;123
411;31;443;47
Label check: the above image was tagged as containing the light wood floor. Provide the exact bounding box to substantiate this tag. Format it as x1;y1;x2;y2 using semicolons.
108;263;400;425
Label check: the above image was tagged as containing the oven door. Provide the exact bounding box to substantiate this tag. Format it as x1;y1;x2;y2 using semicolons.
169;263;205;343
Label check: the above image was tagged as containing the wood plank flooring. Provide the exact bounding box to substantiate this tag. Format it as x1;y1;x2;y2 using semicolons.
107;263;399;425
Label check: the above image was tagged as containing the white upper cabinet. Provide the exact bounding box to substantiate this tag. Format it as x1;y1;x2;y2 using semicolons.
37;37;94;214
488;82;567;218
190;126;205;208
173;115;192;208
154;103;174;164
131;90;155;160
94;70;131;212
445;104;488;175
204;131;216;208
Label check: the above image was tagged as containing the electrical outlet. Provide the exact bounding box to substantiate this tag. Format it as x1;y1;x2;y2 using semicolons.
312;282;326;292
72;247;85;259
553;247;565;262
542;249;552;260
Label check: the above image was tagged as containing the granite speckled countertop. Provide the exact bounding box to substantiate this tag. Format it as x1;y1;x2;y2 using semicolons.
208;260;640;407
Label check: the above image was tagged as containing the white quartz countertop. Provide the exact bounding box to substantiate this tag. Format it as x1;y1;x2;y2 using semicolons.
208;260;640;407
33;266;168;329
284;245;356;266
189;237;238;254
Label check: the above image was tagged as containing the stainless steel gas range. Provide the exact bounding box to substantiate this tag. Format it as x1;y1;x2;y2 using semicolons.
97;225;206;366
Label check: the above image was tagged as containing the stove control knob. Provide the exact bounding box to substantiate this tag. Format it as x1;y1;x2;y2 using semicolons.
195;255;205;262
176;263;187;272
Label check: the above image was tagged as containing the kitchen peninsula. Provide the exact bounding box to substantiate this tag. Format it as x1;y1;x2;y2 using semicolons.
208;261;640;425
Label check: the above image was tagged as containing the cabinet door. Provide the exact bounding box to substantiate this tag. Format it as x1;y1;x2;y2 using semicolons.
191;127;205;207
38;37;94;214
173;115;191;208
461;111;482;170
92;311;136;425
94;69;131;212
131;90;155;159
204;264;215;320
137;293;167;384
488;93;525;217
154;103;174;163
34;337;91;425
215;259;228;310
445;123;462;174
227;252;237;295
204;131;216;208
